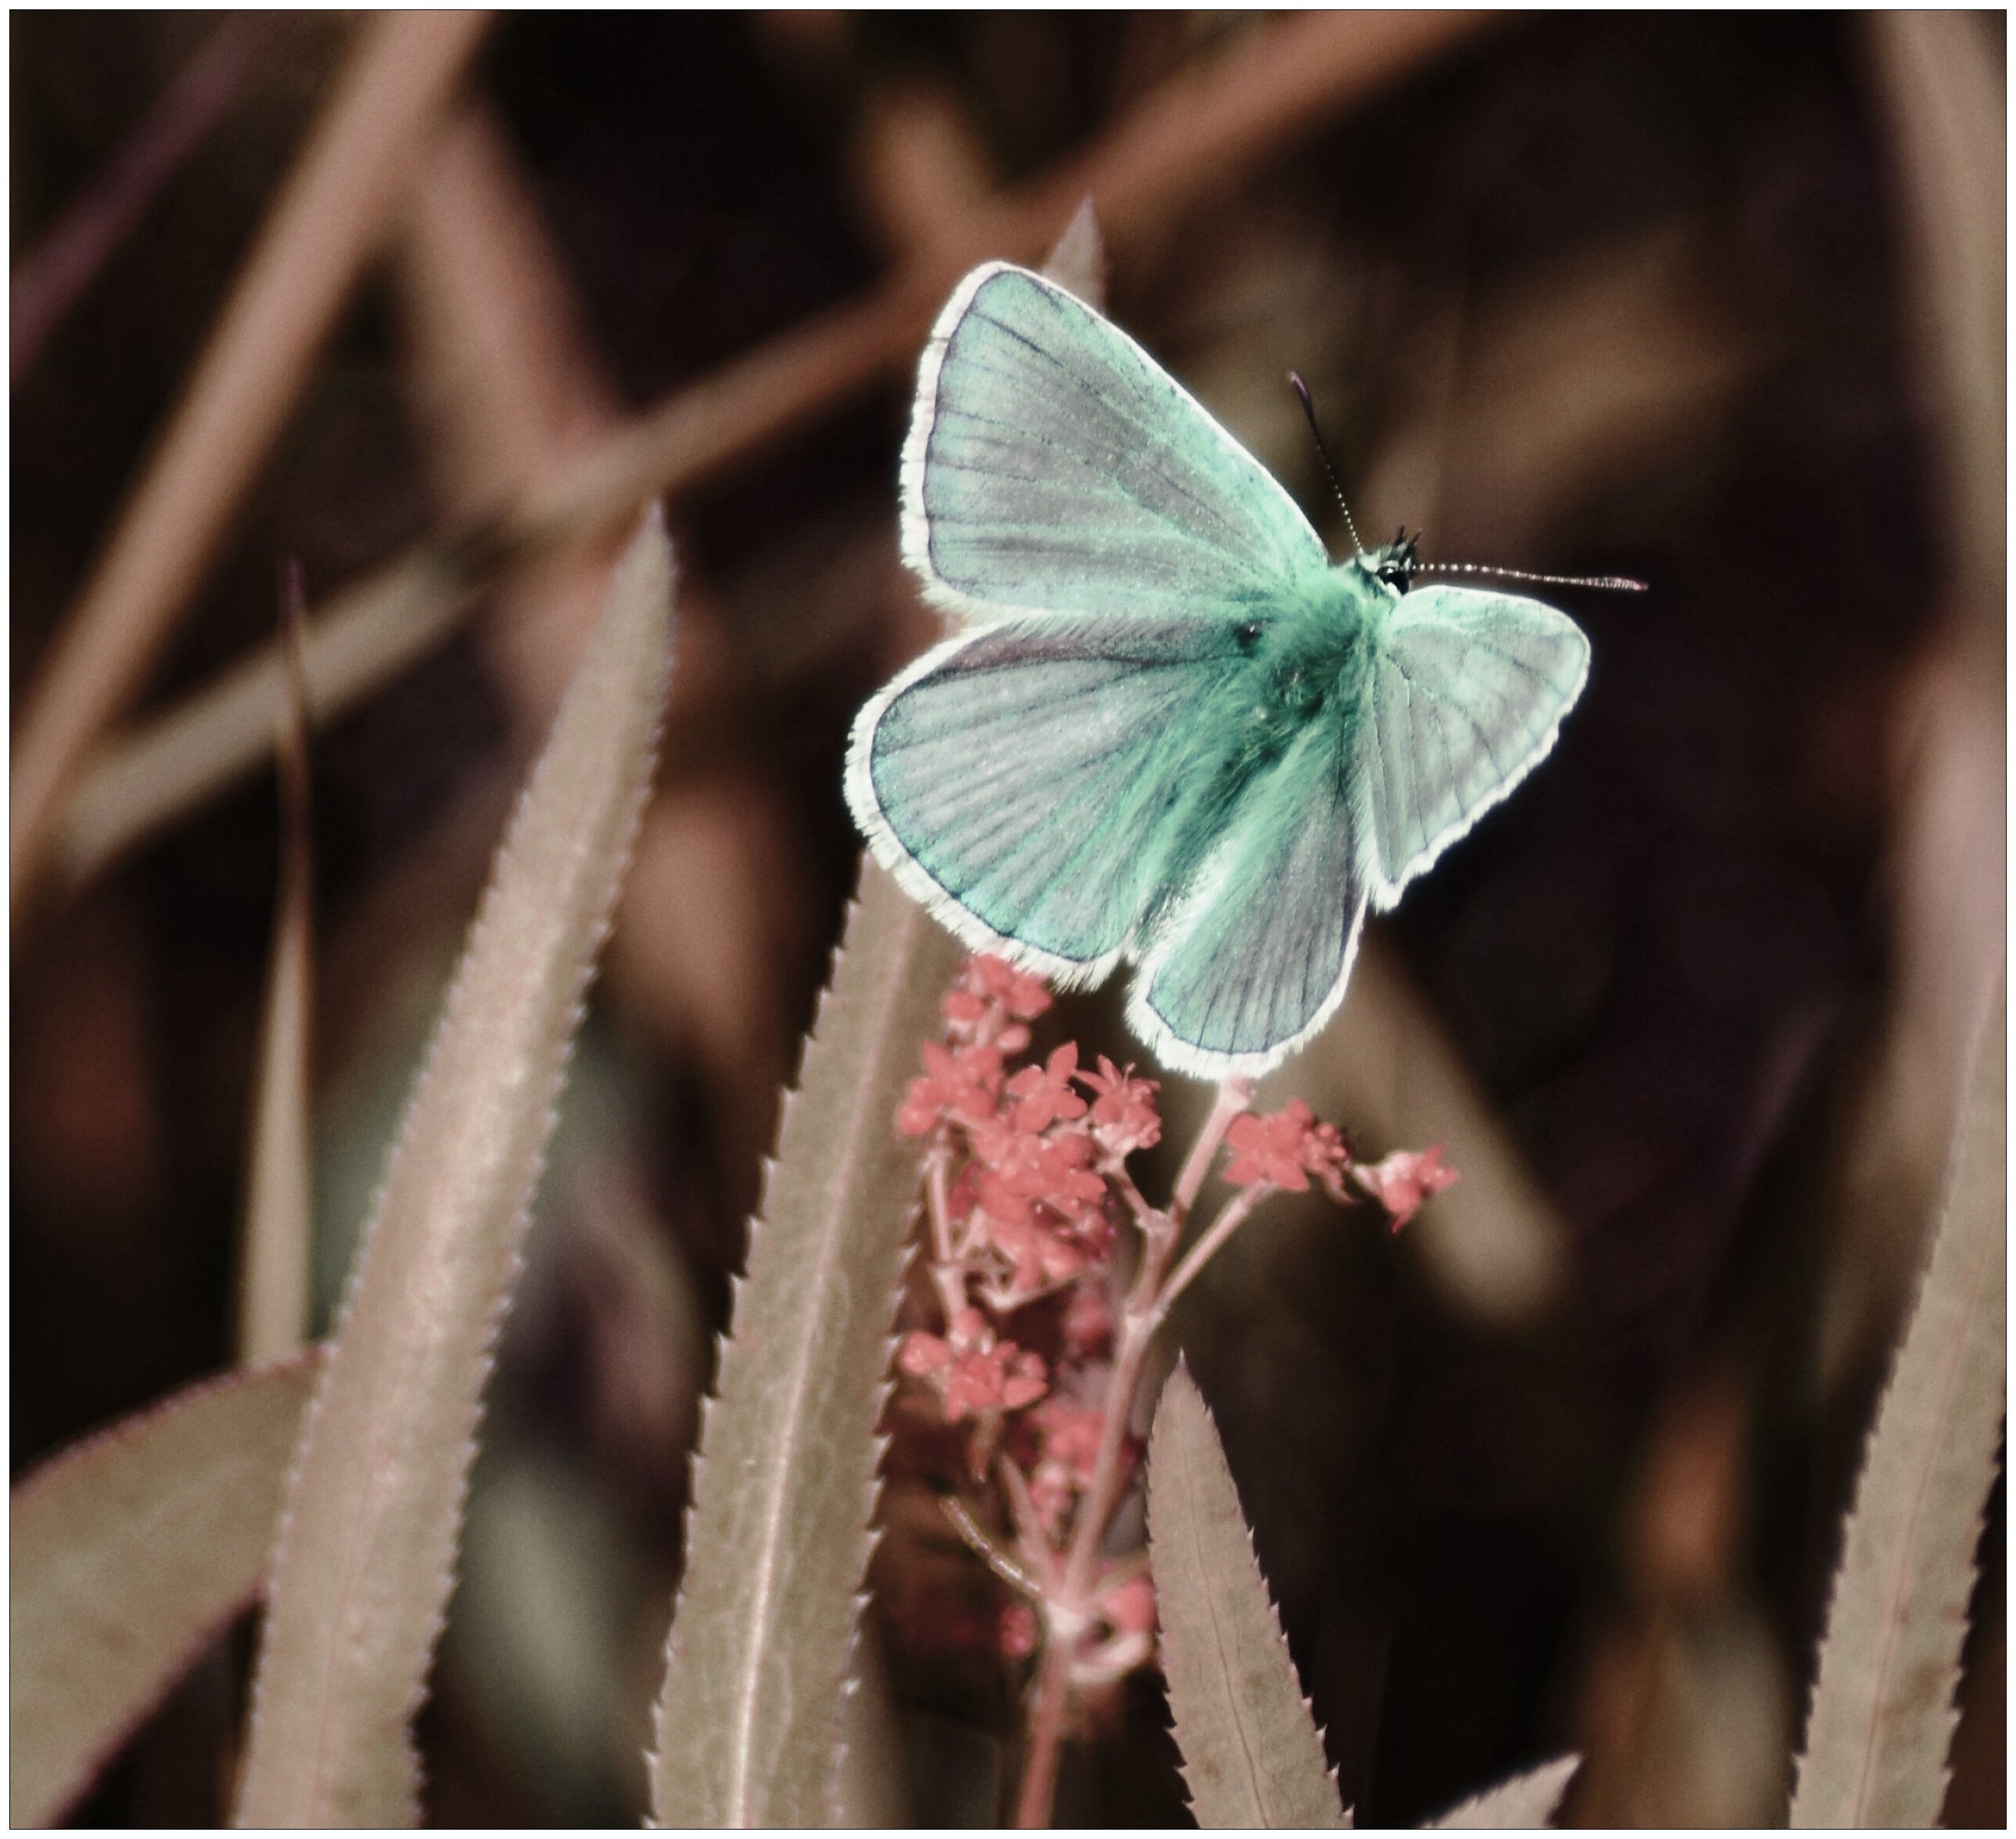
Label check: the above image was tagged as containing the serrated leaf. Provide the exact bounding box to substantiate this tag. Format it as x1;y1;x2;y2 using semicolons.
1789;981;2005;1827
1148;1362;1349;1829
1426;1754;1582;1828
234;511;674;1827
648;860;961;1827
11;1355;321;1827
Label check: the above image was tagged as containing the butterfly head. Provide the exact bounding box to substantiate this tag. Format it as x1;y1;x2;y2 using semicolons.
1368;527;1422;595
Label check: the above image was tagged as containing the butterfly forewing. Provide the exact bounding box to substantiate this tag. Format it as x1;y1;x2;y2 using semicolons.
1132;721;1371;1077
906;265;1329;624
849;616;1248;981
1362;587;1590;904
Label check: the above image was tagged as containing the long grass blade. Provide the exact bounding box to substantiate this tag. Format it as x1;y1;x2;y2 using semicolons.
1789;981;2005;1827
237;563;315;1362
233;511;674;1826
1866;10;2004;599
648;860;961;1827
1427;1754;1581;1828
1148;1362;1350;1829
10;1354;321;1827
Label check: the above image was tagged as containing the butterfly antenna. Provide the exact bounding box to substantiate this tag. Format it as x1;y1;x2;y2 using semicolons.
1416;560;1647;594
1288;372;1364;556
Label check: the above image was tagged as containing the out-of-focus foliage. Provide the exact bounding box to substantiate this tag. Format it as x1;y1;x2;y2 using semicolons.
12;14;2001;1826
9;1355;320;1827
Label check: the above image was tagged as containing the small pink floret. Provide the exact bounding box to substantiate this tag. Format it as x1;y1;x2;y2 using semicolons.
967;953;1054;1021
1076;1055;1162;1158
904;1307;1049;1423
1352;1142;1459;1229
1223;1099;1350;1195
1006;1042;1090;1132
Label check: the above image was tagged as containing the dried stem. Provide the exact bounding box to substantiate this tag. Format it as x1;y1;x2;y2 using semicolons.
235;560;315;1364
11;12;290;381
12;11;493;908
943;1497;1047;1602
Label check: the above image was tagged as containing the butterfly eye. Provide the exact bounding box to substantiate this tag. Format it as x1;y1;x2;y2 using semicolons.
1234;620;1266;653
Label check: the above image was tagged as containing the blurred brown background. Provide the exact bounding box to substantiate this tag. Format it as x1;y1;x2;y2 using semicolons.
12;12;2002;1827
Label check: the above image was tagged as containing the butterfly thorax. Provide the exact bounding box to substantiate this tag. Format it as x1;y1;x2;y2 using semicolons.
1232;563;1386;745
1136;567;1386;929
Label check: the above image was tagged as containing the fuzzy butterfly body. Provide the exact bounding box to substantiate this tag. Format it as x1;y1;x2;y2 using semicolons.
847;262;1591;1079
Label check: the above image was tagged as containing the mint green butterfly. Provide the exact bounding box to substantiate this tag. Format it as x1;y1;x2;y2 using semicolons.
846;261;1595;1079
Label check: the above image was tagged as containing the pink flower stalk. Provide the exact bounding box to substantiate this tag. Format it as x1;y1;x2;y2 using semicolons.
881;951;1455;1789
1352;1142;1459;1229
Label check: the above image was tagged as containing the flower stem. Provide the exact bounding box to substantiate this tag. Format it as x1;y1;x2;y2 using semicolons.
1013;1632;1076;1827
943;1495;1048;1600
1152;1182;1272;1327
923;1142;967;1325
1171;1076;1253;1216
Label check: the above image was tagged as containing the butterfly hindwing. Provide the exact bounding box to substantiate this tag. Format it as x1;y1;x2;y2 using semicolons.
904;264;1330;625
1131;719;1372;1078
848;614;1249;982
1361;585;1590;905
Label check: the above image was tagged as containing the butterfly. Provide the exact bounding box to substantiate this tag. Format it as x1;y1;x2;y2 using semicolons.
846;261;1596;1080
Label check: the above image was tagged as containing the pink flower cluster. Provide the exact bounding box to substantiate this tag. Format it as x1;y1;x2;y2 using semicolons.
883;953;1459;1699
898;962;1161;1327
899;1306;1047;1423
892;960;1157;1538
